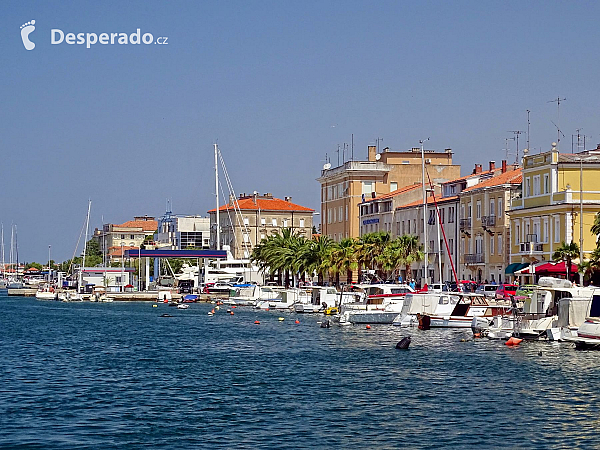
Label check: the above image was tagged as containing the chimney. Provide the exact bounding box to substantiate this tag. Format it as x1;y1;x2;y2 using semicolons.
472;163;483;174
501;160;507;173
368;145;377;161
489;161;495;171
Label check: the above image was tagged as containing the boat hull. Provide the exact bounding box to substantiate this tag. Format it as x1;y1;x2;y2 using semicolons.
347;311;400;324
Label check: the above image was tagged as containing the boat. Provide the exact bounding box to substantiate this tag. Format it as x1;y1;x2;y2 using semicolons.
513;277;594;340
35;286;58;300
227;285;281;306
177;303;189;309
293;286;363;313
255;288;310;310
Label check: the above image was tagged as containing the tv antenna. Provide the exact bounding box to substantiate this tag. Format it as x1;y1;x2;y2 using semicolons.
548;97;566;147
526;110;531;153
375;137;384;153
508;131;523;163
504;136;515;161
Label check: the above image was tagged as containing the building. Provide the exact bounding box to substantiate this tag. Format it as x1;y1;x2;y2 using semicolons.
208;193;315;259
77;266;135;292
94;216;158;262
156;213;210;250
358;161;515;285
459;162;522;284
509;144;600;281
317;145;461;242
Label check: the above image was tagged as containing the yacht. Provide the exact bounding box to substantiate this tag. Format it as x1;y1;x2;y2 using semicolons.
513;277;594;340
564;290;600;349
227;285;280;306
35;286;58;301
255;288;310;310
294;286;364;313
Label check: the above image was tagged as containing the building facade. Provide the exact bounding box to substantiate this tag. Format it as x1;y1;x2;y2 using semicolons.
156;214;210;250
208;193;314;259
509;145;600;280
317;145;461;242
459;164;521;284
94;216;158;261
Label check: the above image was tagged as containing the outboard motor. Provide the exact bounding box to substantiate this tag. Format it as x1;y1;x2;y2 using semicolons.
395;336;411;349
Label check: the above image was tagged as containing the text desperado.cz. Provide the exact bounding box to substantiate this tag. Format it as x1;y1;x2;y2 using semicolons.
51;29;168;48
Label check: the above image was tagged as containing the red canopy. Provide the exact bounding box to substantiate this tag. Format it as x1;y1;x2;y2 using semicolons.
518;261;578;274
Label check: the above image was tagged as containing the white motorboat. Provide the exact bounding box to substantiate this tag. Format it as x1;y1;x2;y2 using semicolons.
339;284;412;324
35;286;58;301
561;290;600;348
294;286;363;313
177;303;189;309
255;288;309;310
513;277;594;340
228;285;280;306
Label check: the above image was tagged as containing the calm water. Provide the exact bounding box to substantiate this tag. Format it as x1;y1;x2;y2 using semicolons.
1;291;599;449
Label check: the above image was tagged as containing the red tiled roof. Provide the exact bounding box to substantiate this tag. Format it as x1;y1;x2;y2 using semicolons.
116;220;158;231
461;168;522;193
364;184;421;202
208;197;314;213
108;245;139;257
442;168;499;184
396;195;458;210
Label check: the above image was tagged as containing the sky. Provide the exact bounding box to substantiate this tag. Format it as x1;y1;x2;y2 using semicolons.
3;0;600;263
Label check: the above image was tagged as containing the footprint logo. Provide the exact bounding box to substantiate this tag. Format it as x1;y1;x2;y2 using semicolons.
20;20;36;50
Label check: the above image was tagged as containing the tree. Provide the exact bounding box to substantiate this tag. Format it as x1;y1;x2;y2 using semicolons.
552;241;580;281
591;212;600;242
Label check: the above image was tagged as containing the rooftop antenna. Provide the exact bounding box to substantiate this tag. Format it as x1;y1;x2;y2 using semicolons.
336;144;340;166
526;110;531;154
351;134;354;161
548;97;566;147
551;121;565;147
504;136;515;161
508;131;523;163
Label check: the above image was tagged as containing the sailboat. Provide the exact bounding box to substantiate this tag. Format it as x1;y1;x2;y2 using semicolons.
0;224;6;289
60;201;91;301
6;225;23;289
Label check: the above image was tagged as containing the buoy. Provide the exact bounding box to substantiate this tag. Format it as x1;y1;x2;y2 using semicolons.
254;320;260;324
152;304;157;308
366;324;371;330
230;311;234;316
505;337;523;346
278;317;285;321
295;320;300;324
211;309;215;314
265;308;269;311
395;336;411;349
473;332;481;338
232;306;237;309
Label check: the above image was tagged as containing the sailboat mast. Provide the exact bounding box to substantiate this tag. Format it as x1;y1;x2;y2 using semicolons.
420;139;428;286
214;143;220;251
1;223;4;280
80;200;91;292
15;225;19;280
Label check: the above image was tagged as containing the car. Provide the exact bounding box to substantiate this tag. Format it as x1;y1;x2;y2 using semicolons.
475;284;499;298
495;284;518;300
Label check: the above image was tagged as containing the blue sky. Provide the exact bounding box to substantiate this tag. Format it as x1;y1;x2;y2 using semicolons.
3;0;600;262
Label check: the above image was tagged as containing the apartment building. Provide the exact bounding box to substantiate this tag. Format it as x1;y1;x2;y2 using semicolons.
509;145;600;280
156;214;210;250
317;145;461;242
208;193;314;259
94;216;157;262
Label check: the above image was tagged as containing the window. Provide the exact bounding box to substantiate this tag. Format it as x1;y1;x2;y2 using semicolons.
524;177;531;197
130;234;135;239
243;233;250;243
428;210;436;225
490;235;495;254
283;219;288;227
121;234;125;239
339;206;343;221
498;198;503;218
448;206;455;223
476;201;481;219
460;204;465;220
333;208;337;223
498;235;503;254
390;182;398;192
461;237;465;254
299;219;305;228
362;181;374;195
554;216;560;243
243;218;249;226
468;203;472;219
515;223;520;245
272;218;277;226
429;240;434;252
345;206;348;221
261;218;266;226
475;235;483;254
260;233;265;240
401;221;405;235
449;238;454;255
116;276;122;283
489;200;495;217
533;175;541;196
440;208;445;224
543;219;549;243
544;174;550;194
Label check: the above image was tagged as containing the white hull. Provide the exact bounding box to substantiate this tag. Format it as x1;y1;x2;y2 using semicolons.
294;304;322;313
429;316;475;328
35;291;57;300
346;311;400;324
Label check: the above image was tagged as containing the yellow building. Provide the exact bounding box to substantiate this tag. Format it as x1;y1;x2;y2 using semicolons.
508;145;600;280
316;145;461;241
458;164;522;283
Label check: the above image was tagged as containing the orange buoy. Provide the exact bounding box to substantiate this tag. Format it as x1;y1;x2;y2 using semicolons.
232;306;237;309
211;309;215;314
254;320;260;324
366;324;371;330
295;320;300;324
265;308;269;311
473;332;481;338
230;311;234;315
505;337;523;346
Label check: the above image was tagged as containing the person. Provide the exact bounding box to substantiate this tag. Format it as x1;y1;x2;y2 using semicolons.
409;279;416;290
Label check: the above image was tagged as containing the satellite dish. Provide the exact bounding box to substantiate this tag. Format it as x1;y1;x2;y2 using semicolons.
323;163;331;170
375;154;381;161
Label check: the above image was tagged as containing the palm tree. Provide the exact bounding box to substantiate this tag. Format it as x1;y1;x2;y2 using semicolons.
397;234;424;281
592;212;600;242
552;241;580;281
329;238;358;286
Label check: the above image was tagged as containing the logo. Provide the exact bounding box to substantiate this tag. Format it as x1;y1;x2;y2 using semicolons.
20;20;36;50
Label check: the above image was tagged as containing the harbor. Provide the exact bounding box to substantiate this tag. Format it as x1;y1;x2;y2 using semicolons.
2;290;599;449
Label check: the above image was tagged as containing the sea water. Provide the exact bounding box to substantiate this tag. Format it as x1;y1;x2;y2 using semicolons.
0;291;599;449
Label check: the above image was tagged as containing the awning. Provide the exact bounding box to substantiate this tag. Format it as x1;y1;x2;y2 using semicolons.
505;262;529;275
516;261;577;275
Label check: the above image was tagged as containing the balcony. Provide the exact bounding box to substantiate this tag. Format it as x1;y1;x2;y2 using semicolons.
481;215;496;227
459;218;471;230
464;253;484;264
520;242;544;253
